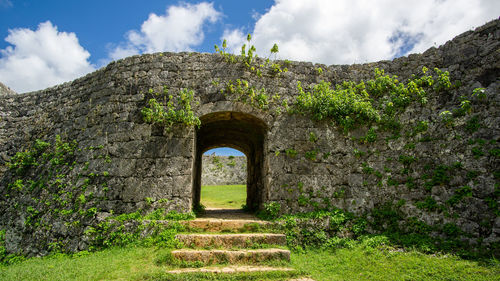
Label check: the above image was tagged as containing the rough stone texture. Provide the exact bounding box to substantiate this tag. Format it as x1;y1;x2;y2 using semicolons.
0;82;16;96
173;213;291;273
183;218;271;232
0;19;499;256
167;265;294;274
171;248;291;263
202;155;246;185
167;266;295;274
176;233;286;248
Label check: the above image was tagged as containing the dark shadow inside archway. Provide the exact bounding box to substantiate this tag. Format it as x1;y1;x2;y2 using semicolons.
193;111;267;213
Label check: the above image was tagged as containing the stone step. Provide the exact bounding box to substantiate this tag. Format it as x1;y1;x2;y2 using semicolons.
181;218;272;232
171;248;291;264
176;233;286;248
167;265;295;274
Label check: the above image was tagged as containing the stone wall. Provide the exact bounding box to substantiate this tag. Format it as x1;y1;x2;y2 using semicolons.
0;82;16;96
0;19;498;256
201;155;246;186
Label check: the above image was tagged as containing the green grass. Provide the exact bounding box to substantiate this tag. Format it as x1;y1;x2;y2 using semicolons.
291;247;500;281
0;246;163;281
2;245;498;281
0;246;298;281
200;185;246;208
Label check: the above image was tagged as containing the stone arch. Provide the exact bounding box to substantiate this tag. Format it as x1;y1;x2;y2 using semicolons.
192;103;269;212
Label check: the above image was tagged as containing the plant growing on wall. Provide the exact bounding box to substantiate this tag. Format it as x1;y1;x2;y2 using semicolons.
142;88;200;129
295;80;380;130
293;67;452;131
215;34;286;77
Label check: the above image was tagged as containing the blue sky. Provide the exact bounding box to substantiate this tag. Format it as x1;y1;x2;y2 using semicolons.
0;0;271;64
0;0;498;156
1;0;498;94
205;147;244;156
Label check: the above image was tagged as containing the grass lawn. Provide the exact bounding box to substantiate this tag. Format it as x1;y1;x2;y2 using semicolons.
1;245;498;281
0;246;299;281
0;246;164;281
291;247;500;281
200;185;246;209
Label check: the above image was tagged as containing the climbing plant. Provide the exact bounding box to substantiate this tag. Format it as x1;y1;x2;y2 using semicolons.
295;80;380;129
215;33;287;77
221;79;283;111
142;87;200;129
0;134;120;258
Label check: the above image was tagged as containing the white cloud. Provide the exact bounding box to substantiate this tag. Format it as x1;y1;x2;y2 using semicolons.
224;0;500;64
220;28;247;54
0;21;94;93
110;2;221;60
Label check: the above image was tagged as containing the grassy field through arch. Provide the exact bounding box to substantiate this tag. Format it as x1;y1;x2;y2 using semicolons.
200;184;246;209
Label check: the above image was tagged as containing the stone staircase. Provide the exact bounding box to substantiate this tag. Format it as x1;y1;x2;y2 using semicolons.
166;209;312;279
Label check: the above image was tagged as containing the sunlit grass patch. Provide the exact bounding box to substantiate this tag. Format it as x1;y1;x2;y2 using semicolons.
201;185;246;209
291;247;500;281
1;243;498;281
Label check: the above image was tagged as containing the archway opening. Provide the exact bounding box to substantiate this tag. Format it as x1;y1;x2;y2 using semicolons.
193;111;267;213
200;147;247;210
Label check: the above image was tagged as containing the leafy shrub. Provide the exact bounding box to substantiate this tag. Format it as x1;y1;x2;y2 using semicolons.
257;202;281;220
85;211;188;252
411;120;429;136
439;111;454;127
285;148;298;158
215;34;284;78
471;147;484;158
489;148;500;157
305;149;318;161
472;87;486;99
424;165;451;191
322;236;356;249
0;230;6;262
308;132;319;143
415;196;442;212
223;79;276;110
433;68;451;92
141;88;200;129
364;128;377;143
7;139;51;174
398;154;416;166
295;80;380;130
465;116;481;133
447;186;473;206
360;235;390;248
442;223;461;237
293;67;451;131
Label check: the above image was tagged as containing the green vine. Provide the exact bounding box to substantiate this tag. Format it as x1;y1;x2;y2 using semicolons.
293;67;452;131
295;80;380;129
141;87;200;129
221;79;283;111
215;34;287;78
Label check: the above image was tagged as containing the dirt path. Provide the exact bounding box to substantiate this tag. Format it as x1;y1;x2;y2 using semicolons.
197;208;259;220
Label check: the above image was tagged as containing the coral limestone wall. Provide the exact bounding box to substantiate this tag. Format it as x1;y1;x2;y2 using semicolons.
0;19;498;256
201;155;246;186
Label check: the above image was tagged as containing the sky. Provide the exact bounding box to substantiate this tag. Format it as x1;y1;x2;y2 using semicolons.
0;0;498;156
205;147;244;156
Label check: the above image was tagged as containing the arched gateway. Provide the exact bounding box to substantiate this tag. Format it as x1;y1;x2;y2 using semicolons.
193;110;268;211
0;20;498;256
